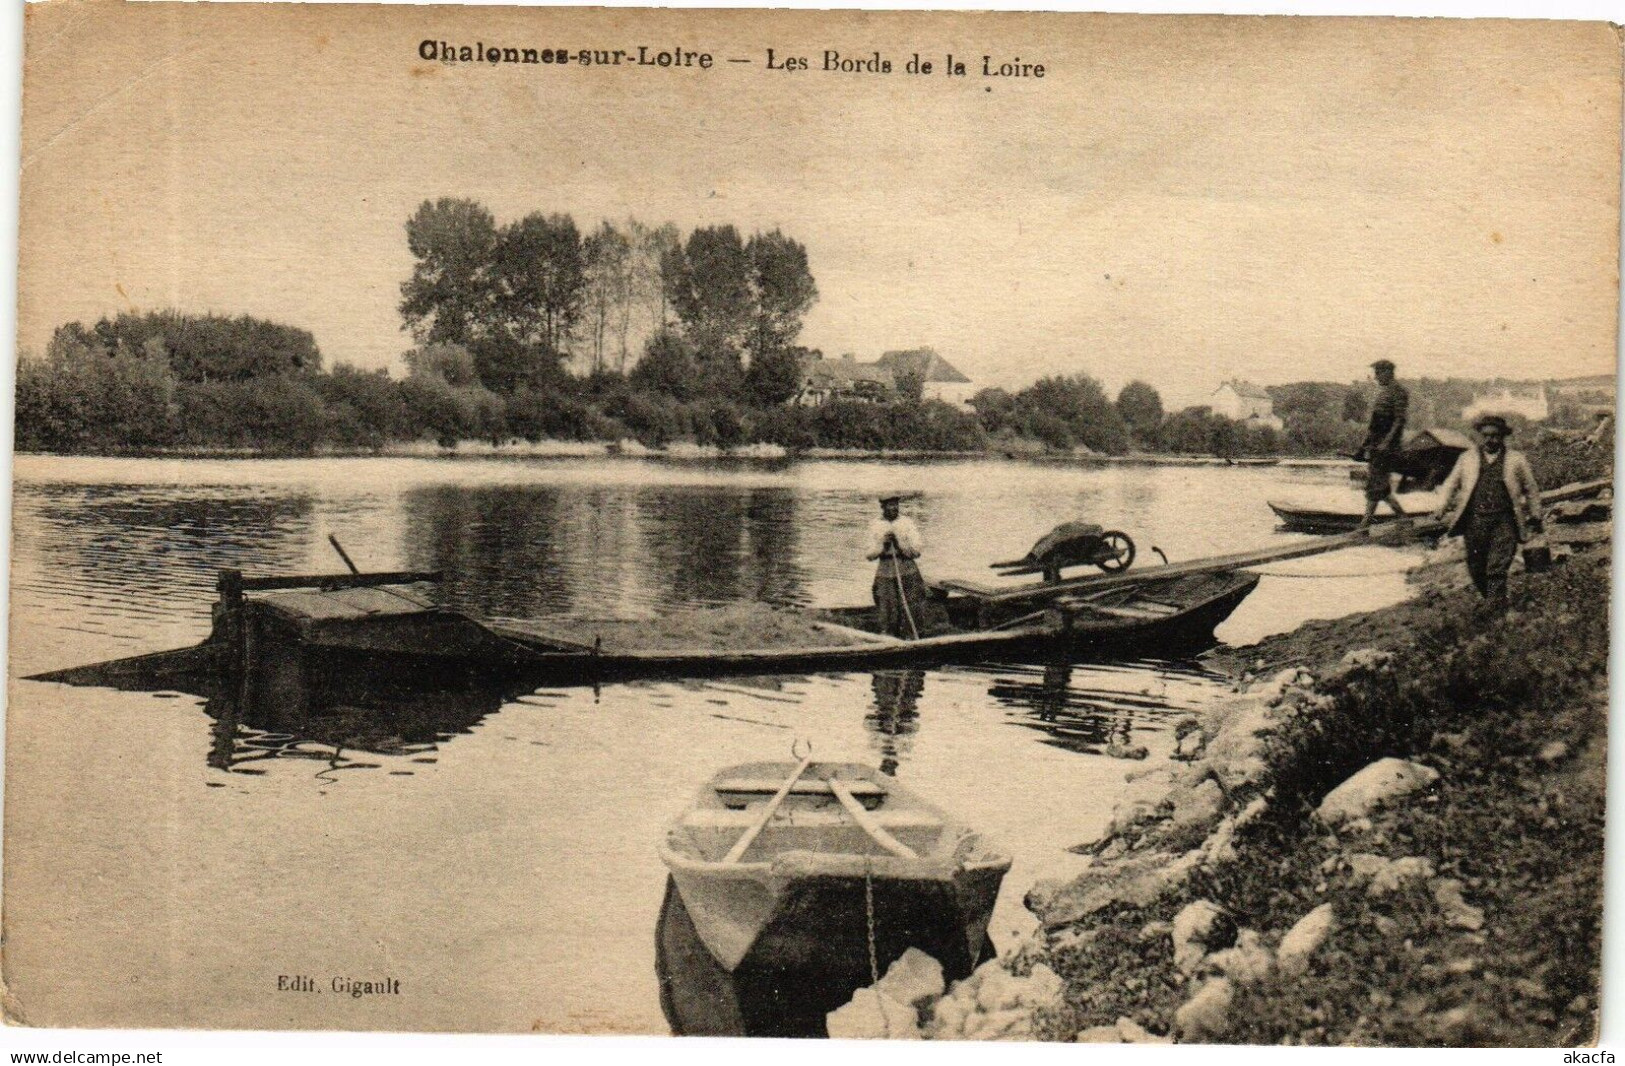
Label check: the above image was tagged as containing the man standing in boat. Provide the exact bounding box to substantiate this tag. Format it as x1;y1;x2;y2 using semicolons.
1431;414;1543;611
867;494;934;639
1356;358;1409;530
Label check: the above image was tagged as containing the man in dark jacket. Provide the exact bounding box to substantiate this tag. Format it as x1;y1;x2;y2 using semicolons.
1356;359;1409;530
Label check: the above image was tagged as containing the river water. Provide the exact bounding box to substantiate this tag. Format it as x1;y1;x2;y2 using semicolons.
5;454;1423;1033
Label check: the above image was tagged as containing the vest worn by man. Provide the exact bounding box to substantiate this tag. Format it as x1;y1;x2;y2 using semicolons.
1468;453;1515;520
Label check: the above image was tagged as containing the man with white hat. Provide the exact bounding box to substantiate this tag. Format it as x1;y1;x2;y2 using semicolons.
1431;414;1544;609
866;493;931;639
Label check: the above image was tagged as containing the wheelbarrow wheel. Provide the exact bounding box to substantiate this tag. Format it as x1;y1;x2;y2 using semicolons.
1097;531;1136;572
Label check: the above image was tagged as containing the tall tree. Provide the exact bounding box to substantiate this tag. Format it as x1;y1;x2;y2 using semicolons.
629;220;681;353
668;225;754;374
492;212;585;358
399;199;499;346
582;221;633;375
746;230;818;363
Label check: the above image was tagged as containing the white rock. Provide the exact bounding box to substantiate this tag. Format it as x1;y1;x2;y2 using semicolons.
827;987;922;1040
1339;648;1394;672
1019;964;1064;1009
1170;778;1227;835
1277;903;1336;977
1432;878;1486;931
978;1007;1034;1041
1116;1016;1173;1044
1173;977;1234;1041
1075;1025;1122;1043
975;966;1024;1012
1172;900;1232;974
1316;758;1440;827
928;994;967;1037
877;947;945;1008
1204;929;1274;986
1106;769;1175;837
1367;856;1436;897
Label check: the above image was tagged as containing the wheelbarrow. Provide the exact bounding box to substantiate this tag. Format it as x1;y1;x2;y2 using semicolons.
989;522;1137;583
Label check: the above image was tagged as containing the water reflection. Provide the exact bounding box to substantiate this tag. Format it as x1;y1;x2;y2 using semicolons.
203;650;513;778
983;657;1224;756
635;488;807;610
18;485;315;603
402;485;578;619
865;669;925;775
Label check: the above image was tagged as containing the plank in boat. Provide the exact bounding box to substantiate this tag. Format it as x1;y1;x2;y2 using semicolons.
492;603;900;654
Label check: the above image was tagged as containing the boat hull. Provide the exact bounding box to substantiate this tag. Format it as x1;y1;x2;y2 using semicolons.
30;570;1261;692
656;867;1002;1038
1268;502;1399;535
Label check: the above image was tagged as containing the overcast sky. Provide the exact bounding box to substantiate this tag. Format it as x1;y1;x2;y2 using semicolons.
19;4;1621;407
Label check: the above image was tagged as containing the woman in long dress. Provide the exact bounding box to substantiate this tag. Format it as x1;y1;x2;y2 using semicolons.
866;494;935;639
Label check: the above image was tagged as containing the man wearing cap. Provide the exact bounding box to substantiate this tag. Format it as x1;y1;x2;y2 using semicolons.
1356;359;1410;530
1431;414;1544;609
866;494;932;639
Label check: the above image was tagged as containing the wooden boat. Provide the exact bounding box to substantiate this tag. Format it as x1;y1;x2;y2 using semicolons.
29;564;1263;692
655;760;1009;1037
1268;502;1400;535
1269;477;1613;536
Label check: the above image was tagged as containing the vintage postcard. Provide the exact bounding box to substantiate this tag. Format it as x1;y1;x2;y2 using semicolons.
6;0;1620;1047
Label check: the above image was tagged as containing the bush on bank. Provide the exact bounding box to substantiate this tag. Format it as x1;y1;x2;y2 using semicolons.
1041;551;1609;1046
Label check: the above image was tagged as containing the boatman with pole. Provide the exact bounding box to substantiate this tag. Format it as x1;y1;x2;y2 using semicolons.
1356;358;1410;530
867;493;934;639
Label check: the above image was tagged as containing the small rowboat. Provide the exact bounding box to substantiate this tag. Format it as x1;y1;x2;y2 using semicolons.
655;760;1010;1037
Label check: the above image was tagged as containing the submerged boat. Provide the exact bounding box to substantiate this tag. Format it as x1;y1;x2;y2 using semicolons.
29;563;1262;692
655;760;1010;1037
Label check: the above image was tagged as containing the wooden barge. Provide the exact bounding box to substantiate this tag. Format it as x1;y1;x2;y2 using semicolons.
29;563;1262;693
30;511;1495;694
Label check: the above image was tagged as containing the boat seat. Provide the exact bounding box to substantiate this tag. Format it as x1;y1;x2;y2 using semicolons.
682;809;943;830
715;779;886;798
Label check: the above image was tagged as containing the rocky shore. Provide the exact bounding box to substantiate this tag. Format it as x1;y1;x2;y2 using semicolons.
830;537;1609;1045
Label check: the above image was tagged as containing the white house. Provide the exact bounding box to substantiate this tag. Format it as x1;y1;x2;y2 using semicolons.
1462;386;1550;424
874;348;975;407
1210;380;1284;430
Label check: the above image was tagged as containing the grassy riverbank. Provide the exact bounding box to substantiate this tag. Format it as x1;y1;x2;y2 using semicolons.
1029;543;1609;1046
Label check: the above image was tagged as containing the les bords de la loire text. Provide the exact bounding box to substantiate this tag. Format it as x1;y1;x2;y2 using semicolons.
418;40;1047;78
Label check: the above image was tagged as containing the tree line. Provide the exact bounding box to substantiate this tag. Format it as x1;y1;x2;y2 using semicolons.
15;196;1594;456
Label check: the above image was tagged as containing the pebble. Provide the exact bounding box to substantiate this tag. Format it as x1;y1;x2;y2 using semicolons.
1277;903;1335;977
1316;758;1440;827
1174;977;1235;1041
1172;900;1234;974
1431;878;1486;931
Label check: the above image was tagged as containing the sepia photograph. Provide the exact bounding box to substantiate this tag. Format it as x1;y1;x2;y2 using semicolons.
4;0;1621;1051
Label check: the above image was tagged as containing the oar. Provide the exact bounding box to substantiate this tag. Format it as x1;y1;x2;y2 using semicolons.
828;774;919;859
328;534;360;575
723;752;815;864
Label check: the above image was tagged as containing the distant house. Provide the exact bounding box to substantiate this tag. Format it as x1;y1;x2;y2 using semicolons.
1210;380;1283;430
1462;386;1549;424
874;347;975;407
796;353;895;406
795;348;975;407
